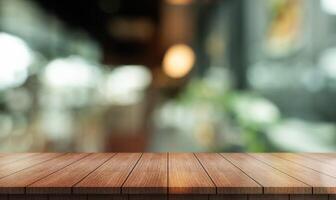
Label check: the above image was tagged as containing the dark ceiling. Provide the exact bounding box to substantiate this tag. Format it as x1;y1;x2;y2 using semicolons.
33;0;161;65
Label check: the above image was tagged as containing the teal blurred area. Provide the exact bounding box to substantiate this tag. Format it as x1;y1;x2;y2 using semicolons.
0;0;335;152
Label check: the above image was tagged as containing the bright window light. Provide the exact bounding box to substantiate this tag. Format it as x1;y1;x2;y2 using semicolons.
0;33;32;90
321;0;336;15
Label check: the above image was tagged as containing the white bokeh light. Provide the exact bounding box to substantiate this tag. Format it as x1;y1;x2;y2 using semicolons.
104;65;152;105
43;56;99;89
321;0;336;15
0;33;33;90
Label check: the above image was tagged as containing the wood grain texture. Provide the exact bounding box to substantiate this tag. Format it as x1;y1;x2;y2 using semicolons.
123;153;167;194
168;153;216;194
209;195;247;200
87;195;128;200
0;153;335;198
273;153;336;178
0;154;37;166
7;195;48;200
248;195;289;200
0;153;88;194
195;153;262;194
0;153;62;179
168;195;208;200
27;153;114;194
289;195;328;200
250;153;336;194
48;195;87;200
129;195;167;200
74;153;141;194
221;153;311;194
301;153;336;167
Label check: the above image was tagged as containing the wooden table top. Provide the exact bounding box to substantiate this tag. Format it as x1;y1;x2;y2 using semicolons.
0;153;336;198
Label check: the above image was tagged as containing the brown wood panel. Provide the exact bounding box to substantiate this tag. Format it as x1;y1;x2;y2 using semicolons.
123;153;167;194
0;153;88;194
301;154;336;166
74;153;141;194
248;195;289;200
169;195;208;200
7;195;48;200
48;195;87;200
221;153;310;194
27;153;114;194
0;153;62;179
0;154;37;166
87;195;127;200
250;153;336;194
289;195;328;200
195;153;261;194
273;153;336;178
0;195;7;200
129;195;167;200
168;153;215;195
209;194;247;200
330;195;336;200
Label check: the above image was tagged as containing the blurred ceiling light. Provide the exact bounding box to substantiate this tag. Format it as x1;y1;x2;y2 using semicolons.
165;0;193;5
105;65;152;105
163;44;195;79
43;56;98;88
0;33;32;90
321;0;336;15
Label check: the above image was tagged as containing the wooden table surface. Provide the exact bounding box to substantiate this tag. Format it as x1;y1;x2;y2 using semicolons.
0;153;335;200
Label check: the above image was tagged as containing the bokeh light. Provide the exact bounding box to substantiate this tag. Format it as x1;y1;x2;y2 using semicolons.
0;33;33;90
163;44;195;79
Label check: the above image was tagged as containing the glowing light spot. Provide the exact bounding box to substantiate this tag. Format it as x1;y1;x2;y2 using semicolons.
165;0;193;5
163;44;195;79
43;56;98;88
0;33;32;90
105;65;152;105
321;0;336;15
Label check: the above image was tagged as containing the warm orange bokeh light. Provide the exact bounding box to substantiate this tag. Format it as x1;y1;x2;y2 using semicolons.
163;44;195;79
165;0;193;6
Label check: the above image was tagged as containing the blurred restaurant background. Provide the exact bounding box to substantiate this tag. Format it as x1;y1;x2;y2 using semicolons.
0;0;336;152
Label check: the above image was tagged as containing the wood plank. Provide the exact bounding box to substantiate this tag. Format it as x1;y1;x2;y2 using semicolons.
301;154;336;166
48;195;87;200
27;153;114;194
0;153;62;179
289;195;328;200
221;153;310;194
129;195;167;200
123;153;167;194
168;153;215;194
87;195;128;200
169;195;208;200
7;195;48;200
74;153;141;194
209;194;247;200
195;153;262;194
250;153;336;194
0;153;88;194
273;153;336;178
0;154;37;166
248;195;289;200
